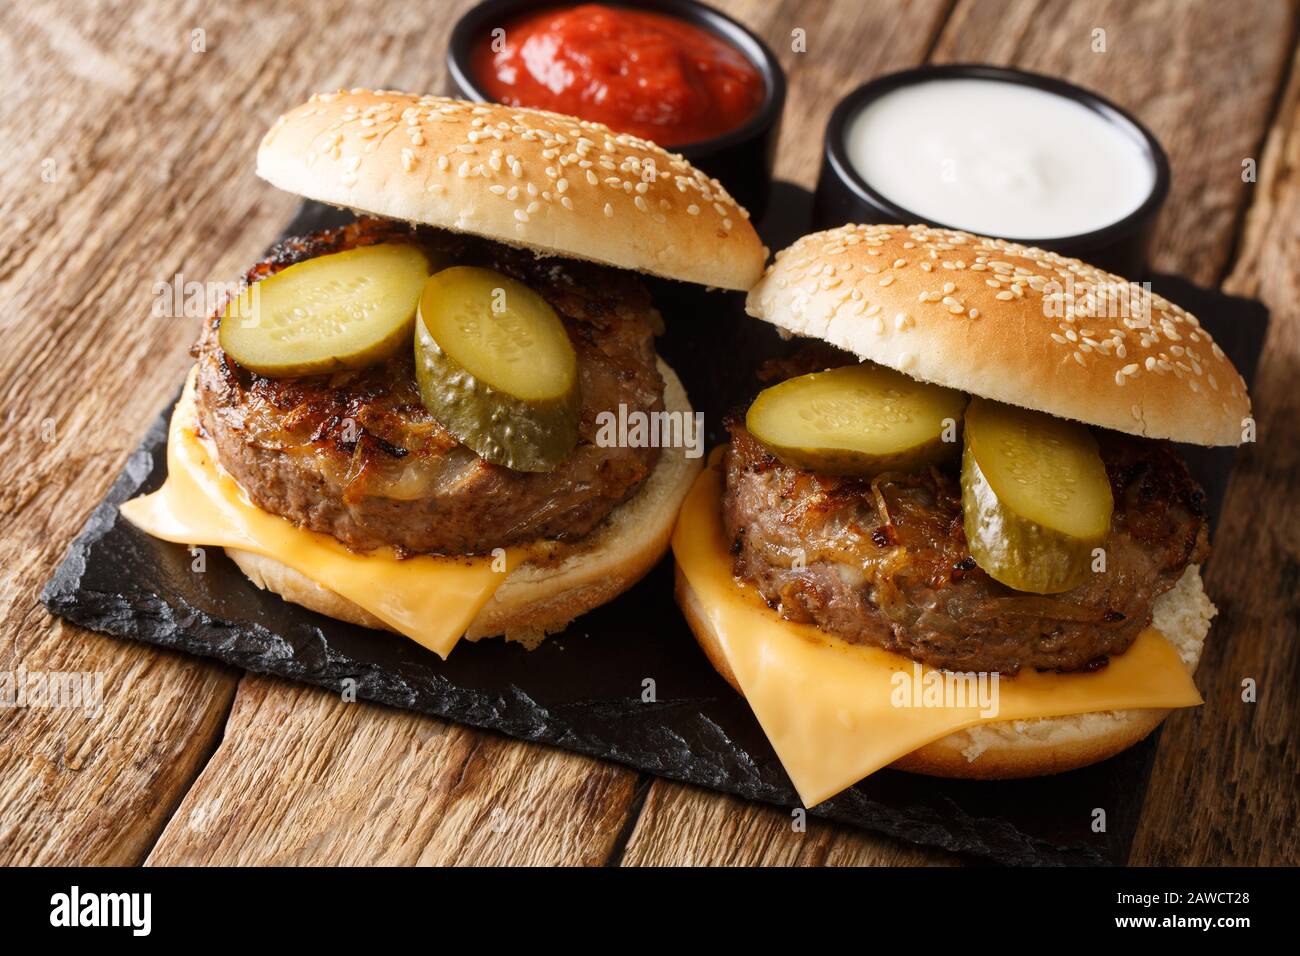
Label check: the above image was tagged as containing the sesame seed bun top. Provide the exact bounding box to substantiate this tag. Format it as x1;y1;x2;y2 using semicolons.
746;224;1251;446
257;89;767;291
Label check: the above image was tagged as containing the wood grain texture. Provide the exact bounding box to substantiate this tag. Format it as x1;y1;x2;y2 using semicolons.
0;633;237;865
761;0;958;187
146;676;639;865
1131;39;1300;867
619;780;956;866
932;0;1298;285
1;0;1296;867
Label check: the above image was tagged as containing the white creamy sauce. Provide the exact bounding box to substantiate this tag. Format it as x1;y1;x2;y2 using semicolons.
844;79;1155;239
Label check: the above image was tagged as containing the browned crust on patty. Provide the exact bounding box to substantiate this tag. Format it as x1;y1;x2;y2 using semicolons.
722;419;1209;675
193;217;665;555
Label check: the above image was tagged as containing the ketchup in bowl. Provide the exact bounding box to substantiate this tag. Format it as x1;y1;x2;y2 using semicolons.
472;3;765;147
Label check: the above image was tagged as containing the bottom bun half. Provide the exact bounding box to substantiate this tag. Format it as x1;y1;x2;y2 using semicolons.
230;358;702;649
675;562;1214;779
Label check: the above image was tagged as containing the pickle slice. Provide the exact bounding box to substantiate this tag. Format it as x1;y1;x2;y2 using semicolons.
961;397;1114;594
414;266;580;472
744;363;968;477
219;243;431;377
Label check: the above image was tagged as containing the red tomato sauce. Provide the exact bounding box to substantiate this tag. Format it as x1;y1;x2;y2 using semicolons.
472;3;765;147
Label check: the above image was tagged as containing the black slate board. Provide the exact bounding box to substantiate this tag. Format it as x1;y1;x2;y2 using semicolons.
42;185;1267;866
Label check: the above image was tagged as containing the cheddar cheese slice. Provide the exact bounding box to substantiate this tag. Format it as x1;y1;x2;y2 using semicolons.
120;374;523;658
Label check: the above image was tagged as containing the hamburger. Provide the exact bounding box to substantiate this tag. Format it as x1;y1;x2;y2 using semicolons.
672;223;1251;807
121;89;765;658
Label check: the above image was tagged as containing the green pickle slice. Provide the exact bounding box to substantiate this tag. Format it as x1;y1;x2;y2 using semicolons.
218;243;431;377
961;397;1114;594
414;266;580;473
744;363;968;477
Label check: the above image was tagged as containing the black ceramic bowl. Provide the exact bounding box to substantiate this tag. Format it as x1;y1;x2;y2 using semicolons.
813;64;1171;278
447;0;786;218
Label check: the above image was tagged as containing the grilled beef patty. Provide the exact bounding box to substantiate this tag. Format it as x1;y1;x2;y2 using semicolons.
194;217;663;555
723;420;1210;674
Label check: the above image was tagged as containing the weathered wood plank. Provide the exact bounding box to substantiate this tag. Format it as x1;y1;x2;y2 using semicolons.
4;0;1293;867
0;0;278;865
619;781;958;866
0;630;237;865
146;676;639;865
1131;39;1300;867
763;0;959;187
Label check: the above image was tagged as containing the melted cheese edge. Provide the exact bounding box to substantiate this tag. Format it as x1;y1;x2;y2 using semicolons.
119;375;523;658
671;453;1203;807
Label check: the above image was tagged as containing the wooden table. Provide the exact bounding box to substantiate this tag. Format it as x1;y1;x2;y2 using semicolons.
1;0;1296;866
